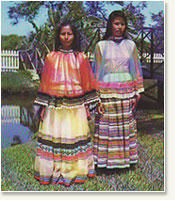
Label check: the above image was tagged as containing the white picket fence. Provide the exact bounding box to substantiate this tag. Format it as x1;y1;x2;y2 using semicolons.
1;50;19;72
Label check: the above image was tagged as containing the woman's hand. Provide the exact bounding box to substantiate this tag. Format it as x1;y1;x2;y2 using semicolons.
136;94;141;102
85;104;91;121
40;107;46;121
132;94;141;110
97;103;104;115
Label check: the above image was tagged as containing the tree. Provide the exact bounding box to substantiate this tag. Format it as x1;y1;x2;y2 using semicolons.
7;1;148;50
151;10;164;27
150;11;164;54
7;1;148;72
1;34;26;50
123;1;147;28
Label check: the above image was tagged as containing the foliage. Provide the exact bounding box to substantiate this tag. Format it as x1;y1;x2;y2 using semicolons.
8;1;45;25
7;1;154;71
150;11;164;54
151;10;164;27
1;70;39;96
122;1;147;29
1;34;26;50
7;1;148;52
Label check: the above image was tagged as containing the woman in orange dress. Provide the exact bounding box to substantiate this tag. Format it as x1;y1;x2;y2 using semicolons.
34;22;99;186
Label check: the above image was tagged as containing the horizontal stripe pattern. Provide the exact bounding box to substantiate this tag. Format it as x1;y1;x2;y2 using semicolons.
35;137;94;186
34;106;94;186
37;136;91;149
34;90;99;109
37;132;90;144
36;137;93;161
94;97;138;169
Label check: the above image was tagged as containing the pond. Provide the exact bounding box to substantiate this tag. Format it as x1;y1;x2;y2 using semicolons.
1;96;38;149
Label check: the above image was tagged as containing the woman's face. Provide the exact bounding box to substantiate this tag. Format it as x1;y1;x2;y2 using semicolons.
59;25;74;50
111;17;126;37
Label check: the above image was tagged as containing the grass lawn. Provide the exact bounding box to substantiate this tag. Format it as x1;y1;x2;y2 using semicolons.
1;108;164;191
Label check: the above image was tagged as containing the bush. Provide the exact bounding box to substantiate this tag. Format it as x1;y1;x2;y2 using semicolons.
1;70;39;96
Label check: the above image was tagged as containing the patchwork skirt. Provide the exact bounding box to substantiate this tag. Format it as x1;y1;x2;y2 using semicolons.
94;97;138;169
34;106;94;186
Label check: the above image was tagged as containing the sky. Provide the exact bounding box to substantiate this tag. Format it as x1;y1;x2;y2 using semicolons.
1;0;164;36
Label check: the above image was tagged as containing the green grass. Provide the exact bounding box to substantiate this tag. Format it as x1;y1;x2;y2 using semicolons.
1;70;39;96
1;109;164;191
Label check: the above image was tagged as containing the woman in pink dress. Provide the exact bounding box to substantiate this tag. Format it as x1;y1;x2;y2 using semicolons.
93;11;144;170
34;22;99;186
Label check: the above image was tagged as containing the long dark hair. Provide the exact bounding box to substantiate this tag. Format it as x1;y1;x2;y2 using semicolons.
103;10;128;40
55;22;81;52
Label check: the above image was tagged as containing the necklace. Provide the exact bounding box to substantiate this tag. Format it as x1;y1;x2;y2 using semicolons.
108;36;124;44
59;49;73;53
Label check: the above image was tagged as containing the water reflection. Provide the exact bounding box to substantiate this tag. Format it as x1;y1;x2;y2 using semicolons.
1;98;38;149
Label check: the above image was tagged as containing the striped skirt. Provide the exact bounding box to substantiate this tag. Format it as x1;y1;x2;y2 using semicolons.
34;106;94;186
94;97;138;169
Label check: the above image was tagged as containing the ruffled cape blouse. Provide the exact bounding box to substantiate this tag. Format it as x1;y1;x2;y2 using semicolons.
93;39;144;98
34;50;99;108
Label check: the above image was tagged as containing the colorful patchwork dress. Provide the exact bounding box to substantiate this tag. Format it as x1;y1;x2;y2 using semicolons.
34;49;99;186
93;38;144;169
